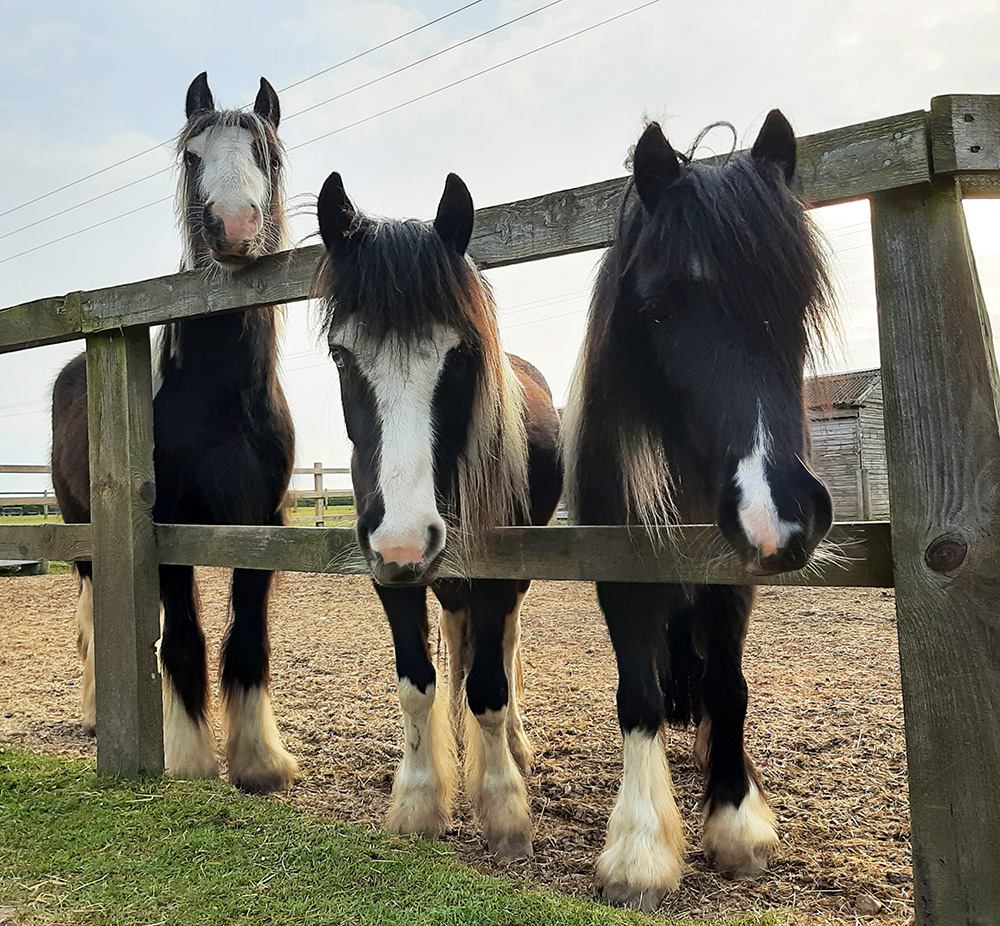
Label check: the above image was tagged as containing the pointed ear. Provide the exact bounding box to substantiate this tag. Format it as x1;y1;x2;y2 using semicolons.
633;122;681;214
185;72;214;118
317;171;359;250
254;77;280;128
751;109;796;184
433;173;474;255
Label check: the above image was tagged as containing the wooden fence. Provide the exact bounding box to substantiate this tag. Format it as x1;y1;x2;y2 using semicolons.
0;94;997;926
0;463;352;524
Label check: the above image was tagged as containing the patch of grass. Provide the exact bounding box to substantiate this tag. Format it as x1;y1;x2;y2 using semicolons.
0;513;62;524
0;749;784;926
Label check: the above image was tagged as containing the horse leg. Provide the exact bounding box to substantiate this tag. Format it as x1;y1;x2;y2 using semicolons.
221;567;298;793
159;564;218;778
435;582;469;730
502;580;533;773
693;585;778;877
595;581;684;911
74;561;96;735
377;583;456;838
437;579;532;771
463;578;533;859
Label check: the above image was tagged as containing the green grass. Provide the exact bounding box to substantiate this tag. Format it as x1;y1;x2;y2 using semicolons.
0;749;785;926
0;512;62;523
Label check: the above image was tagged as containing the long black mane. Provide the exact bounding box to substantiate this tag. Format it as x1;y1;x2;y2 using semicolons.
314;211;529;543
565;134;833;525
315;218;495;349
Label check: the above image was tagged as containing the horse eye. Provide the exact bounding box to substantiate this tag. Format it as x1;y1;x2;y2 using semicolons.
329;346;346;368
270;155;281;172
184;150;200;168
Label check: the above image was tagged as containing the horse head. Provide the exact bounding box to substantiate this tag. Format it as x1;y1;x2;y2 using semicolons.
177;72;285;271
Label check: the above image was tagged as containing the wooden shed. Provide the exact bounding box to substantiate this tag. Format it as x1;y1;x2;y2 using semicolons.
806;368;888;520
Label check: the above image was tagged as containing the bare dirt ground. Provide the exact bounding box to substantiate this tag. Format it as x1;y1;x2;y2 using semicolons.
0;570;909;924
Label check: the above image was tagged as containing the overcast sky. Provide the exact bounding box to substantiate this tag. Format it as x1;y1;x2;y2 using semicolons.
1;0;998;496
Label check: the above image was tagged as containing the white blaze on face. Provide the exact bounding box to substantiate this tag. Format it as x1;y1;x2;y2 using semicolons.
734;409;800;558
186;124;267;243
341;322;459;567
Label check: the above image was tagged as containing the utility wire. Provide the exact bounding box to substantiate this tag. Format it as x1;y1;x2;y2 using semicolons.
289;0;662;153
1;0;558;245
278;0;483;93
0;0;483;222
284;0;565;122
1;1;661;266
0;197;171;267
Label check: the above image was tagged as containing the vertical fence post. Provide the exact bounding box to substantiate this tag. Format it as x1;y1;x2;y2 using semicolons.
313;461;323;527
871;177;1000;925
86;326;163;776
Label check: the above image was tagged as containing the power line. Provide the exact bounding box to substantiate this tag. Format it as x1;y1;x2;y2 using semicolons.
2;0;560;244
0;0;483;223
290;0;662;154
279;0;483;93
0;196;172;267
0;167;173;244
0;1;661;266
284;0;566;123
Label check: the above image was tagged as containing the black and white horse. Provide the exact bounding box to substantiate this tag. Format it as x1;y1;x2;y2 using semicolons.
315;171;561;857
51;73;298;792
563;112;834;908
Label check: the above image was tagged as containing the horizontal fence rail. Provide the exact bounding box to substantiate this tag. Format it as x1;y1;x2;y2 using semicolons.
0;521;892;587
0;106;938;356
1;94;999;926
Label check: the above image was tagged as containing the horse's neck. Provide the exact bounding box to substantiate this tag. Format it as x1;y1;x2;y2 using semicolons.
161;242;280;388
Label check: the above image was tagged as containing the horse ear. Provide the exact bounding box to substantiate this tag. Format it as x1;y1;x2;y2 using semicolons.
434;173;474;255
254;78;280;128
633;122;681;214
317;171;358;251
185;72;214;118
751;109;796;184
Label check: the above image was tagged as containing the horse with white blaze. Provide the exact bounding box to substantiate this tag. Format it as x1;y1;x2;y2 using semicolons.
563;111;835;909
51;73;297;792
314;171;562;858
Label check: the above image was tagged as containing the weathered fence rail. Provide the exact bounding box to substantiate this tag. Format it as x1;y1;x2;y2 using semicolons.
0;463;352;521
1;94;998;926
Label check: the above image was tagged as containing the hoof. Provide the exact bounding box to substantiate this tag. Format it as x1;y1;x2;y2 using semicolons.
702;782;778;878
596;881;668;912
166;752;220;781
385;793;449;840
229;749;298;794
488;830;534;860
705;834;777;879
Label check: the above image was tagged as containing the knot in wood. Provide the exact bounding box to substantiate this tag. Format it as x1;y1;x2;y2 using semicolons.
137;479;156;506
925;533;967;573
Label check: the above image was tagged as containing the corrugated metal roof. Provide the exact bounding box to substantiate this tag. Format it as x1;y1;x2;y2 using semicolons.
805;368;881;409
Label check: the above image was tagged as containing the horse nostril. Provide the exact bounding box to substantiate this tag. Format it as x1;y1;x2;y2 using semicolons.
425;522;445;556
202;204;223;237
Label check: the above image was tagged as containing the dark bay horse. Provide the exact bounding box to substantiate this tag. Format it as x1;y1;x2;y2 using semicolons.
563;112;834;908
315;171;561;858
51;73;297;792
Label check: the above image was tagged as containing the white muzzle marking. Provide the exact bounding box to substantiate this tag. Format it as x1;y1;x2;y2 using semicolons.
734;411;799;558
341;323;459;567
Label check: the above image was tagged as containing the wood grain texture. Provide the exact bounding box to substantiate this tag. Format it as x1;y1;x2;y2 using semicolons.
86;328;163;777
0;292;83;355
0;523;91;561
930;94;1000;176
0;106;941;352
872;178;1000;926
155;522;893;587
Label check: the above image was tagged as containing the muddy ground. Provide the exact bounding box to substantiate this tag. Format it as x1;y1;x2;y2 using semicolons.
0;570;910;924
